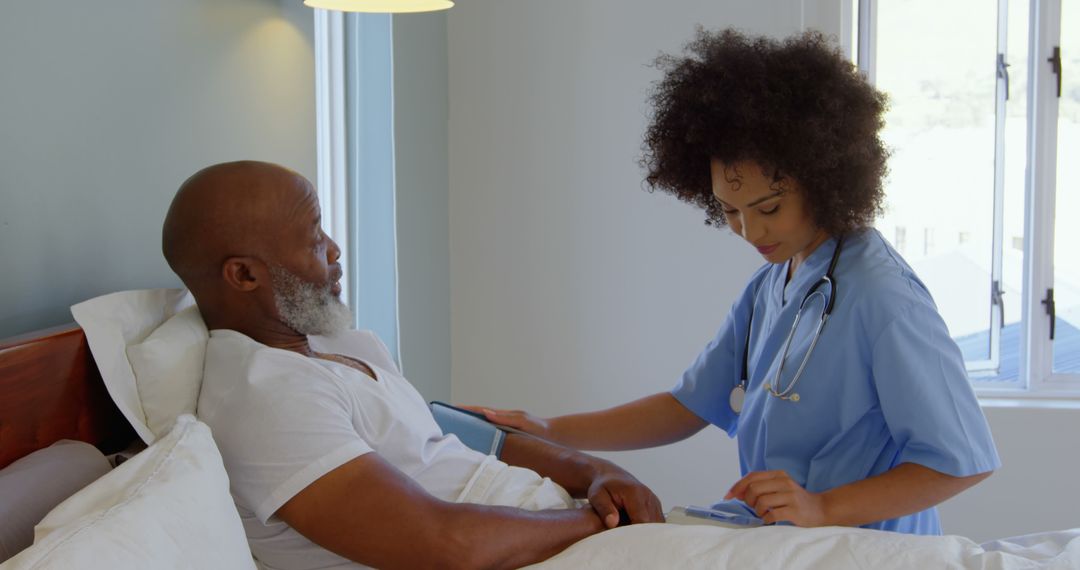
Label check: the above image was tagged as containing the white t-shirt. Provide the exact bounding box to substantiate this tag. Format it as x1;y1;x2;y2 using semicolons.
198;329;570;570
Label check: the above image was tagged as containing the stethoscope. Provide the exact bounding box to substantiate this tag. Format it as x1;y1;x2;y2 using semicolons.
729;236;844;414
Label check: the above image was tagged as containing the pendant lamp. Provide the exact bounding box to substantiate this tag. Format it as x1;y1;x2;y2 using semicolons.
303;0;453;13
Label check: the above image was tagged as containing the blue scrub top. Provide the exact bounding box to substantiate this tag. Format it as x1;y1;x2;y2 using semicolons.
672;229;1000;535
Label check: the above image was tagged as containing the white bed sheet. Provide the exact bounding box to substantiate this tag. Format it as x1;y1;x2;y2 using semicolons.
526;524;1080;569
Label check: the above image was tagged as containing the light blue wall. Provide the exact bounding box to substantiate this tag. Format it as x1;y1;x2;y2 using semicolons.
391;12;451;401
0;0;316;337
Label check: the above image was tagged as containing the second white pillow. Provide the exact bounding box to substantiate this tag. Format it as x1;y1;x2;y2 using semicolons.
126;305;209;439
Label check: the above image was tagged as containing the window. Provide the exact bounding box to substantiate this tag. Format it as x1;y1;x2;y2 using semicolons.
313;10;401;362
857;0;1079;396
344;13;400;363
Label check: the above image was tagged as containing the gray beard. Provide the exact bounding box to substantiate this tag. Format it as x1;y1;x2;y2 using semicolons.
269;265;352;337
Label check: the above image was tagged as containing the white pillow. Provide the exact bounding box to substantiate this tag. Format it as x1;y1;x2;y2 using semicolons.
126;305;208;439
71;289;204;444
2;415;255;570
71;288;397;447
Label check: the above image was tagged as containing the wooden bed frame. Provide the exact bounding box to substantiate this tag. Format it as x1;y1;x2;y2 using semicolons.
0;323;135;469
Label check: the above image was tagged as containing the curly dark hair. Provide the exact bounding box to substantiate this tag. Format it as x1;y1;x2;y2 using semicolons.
641;28;888;236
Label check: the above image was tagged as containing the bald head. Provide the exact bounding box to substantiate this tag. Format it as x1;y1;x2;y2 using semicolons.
163;161;347;342
162;160;314;289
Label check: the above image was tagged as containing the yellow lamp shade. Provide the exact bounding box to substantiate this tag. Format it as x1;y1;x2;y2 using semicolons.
304;0;453;13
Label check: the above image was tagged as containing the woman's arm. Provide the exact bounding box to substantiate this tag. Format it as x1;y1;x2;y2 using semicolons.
727;463;993;527
466;392;709;451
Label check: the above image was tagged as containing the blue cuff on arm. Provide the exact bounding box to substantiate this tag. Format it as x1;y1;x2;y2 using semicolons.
429;401;507;457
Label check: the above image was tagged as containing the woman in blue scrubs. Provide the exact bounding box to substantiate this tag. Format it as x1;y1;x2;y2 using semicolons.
469;29;1001;535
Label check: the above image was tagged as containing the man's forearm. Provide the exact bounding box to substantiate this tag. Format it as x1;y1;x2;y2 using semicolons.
500;432;603;497
498;432;665;526
433;503;603;570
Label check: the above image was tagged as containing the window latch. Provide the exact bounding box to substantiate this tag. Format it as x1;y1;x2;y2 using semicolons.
991;280;1005;329
997;54;1011;100
1048;46;1062;98
1041;288;1056;340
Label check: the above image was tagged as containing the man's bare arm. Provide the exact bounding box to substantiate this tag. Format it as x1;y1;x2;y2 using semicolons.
499;432;665;527
275;453;604;570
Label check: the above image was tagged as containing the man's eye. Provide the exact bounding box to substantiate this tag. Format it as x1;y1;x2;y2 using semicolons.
723;209;739;216
760;205;780;215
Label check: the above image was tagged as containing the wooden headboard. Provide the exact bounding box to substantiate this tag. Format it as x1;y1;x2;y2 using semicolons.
0;324;136;469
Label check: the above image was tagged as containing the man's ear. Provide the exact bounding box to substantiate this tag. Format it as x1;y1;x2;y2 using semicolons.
221;256;264;292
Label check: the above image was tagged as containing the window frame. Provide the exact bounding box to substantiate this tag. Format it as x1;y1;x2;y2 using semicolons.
1020;0;1080;396
314;8;351;308
313;9;403;364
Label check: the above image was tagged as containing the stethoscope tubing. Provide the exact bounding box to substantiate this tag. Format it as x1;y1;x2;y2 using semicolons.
770;289;831;399
740;236;844;404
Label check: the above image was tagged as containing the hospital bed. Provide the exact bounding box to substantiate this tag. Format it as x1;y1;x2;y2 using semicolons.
1;289;1078;569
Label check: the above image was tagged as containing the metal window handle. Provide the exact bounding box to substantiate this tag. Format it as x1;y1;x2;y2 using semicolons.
991;280;1005;329
997;54;1011;100
1048;46;1062;98
1042;288;1056;340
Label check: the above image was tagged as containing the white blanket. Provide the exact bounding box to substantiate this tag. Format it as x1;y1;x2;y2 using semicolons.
526;524;1080;569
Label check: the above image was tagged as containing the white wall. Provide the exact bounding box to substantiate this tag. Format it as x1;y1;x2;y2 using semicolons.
938;406;1080;541
446;0;1080;542
0;0;316;337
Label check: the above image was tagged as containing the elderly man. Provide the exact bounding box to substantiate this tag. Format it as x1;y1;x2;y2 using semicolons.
161;161;663;570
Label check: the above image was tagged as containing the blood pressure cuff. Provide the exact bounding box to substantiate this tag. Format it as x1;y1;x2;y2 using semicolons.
429;401;506;458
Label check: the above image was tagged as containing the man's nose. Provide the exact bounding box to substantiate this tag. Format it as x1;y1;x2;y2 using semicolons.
327;235;341;263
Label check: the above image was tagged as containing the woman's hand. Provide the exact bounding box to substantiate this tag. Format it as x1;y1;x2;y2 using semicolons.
458;406;552;440
725;470;830;527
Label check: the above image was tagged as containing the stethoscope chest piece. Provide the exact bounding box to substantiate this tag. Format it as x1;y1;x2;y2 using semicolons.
729;384;746;414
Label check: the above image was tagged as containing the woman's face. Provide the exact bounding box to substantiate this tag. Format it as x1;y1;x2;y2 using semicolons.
710;158;828;265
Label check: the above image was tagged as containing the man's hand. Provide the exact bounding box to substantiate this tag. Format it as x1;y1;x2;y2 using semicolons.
586;461;665;528
724;470;828;527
